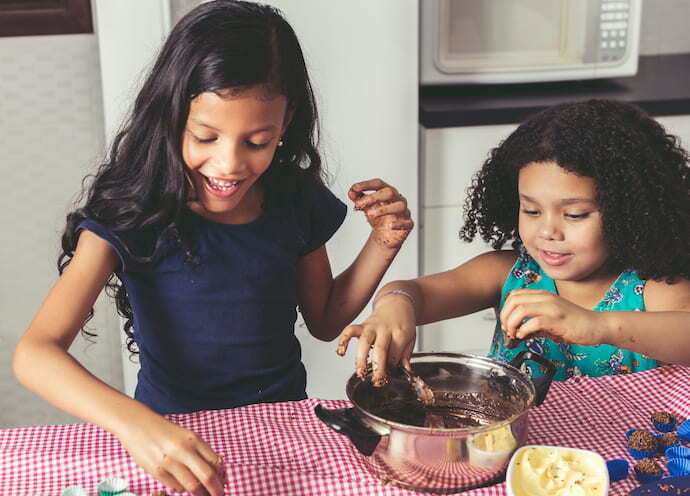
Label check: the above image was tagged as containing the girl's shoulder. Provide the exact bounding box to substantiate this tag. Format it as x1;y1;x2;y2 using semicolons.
293;170;338;203
258;170;345;257
481;249;520;270
288;171;346;222
77;218;168;272
643;275;690;312
265;168;330;209
465;249;520;290
462;250;518;272
73;228;122;274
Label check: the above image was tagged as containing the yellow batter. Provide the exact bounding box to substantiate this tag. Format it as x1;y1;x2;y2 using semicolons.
510;446;607;496
472;424;516;452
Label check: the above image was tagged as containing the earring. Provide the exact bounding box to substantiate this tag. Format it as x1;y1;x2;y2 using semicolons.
277;139;284;147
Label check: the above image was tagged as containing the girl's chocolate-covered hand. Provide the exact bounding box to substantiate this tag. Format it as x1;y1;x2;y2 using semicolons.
500;289;605;346
336;291;417;386
349;178;413;250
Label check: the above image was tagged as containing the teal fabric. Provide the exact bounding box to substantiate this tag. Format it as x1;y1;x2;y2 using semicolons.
487;251;657;380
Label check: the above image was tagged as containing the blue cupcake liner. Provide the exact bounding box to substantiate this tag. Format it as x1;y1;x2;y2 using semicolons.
668;458;690;477
652;418;677;432
653;421;676;432
606;459;629;482
628;447;657;460
666;446;690;459
626;429;657;459
678;419;690;442
652;434;680;453
634;466;663;484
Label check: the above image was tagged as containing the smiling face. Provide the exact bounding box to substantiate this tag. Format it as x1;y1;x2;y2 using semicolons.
182;87;290;224
518;161;610;282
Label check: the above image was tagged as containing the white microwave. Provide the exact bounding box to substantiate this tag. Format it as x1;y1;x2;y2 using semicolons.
420;0;642;85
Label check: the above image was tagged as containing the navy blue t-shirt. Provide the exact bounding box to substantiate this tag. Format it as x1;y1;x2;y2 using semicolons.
77;175;347;414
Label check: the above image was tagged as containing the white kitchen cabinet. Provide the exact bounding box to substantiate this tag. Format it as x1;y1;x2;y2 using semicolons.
421;124;518;208
418;113;690;356
419;206;497;355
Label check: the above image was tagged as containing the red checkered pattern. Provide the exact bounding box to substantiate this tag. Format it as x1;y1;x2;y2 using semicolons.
1;366;688;496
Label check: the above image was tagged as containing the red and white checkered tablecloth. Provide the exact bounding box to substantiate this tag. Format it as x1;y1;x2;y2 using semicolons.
1;365;688;496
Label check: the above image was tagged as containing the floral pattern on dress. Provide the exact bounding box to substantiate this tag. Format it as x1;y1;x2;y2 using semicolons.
488;252;656;381
602;287;624;306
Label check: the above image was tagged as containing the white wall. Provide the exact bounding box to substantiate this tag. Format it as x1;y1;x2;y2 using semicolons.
94;0;171;149
0;33;123;428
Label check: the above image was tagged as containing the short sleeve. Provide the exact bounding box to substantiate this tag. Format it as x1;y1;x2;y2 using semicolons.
76;219;131;272
297;176;347;256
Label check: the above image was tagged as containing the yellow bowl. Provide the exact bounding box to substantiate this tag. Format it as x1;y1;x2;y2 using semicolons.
506;445;609;496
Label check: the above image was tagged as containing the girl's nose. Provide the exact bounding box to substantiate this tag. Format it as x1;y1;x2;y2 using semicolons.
538;216;564;241
215;144;246;176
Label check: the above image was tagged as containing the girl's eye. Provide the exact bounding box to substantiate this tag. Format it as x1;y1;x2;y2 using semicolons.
192;134;216;144
521;209;539;216
247;141;270;150
565;213;590;219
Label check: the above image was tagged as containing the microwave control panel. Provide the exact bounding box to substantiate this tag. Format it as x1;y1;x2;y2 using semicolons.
598;0;630;62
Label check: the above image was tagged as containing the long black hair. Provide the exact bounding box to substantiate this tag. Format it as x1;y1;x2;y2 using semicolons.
461;99;690;281
59;0;323;351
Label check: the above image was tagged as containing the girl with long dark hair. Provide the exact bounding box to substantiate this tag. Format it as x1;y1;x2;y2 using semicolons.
13;2;413;494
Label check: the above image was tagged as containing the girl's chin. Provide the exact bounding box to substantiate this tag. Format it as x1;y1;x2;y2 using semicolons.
539;264;605;283
199;196;242;214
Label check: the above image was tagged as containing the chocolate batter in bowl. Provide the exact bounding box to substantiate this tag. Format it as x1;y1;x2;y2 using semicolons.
315;352;556;493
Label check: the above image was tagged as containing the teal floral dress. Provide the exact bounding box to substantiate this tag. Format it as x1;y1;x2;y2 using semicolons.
488;251;657;380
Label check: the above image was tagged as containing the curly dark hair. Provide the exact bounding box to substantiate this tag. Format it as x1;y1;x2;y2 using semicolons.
58;1;324;352
460;99;690;281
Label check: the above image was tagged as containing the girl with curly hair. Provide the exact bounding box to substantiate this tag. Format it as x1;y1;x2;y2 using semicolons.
12;2;412;494
338;99;689;386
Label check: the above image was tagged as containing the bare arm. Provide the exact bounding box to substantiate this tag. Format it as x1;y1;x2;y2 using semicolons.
296;179;413;341
13;231;225;496
14;230;136;429
503;276;690;365
337;250;517;383
401;250;518;325
600;277;690;364
296;235;400;341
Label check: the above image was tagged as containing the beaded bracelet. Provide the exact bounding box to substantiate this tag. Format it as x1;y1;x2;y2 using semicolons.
372;289;415;312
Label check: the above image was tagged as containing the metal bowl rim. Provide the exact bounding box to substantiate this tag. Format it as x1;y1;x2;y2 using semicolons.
346;351;536;434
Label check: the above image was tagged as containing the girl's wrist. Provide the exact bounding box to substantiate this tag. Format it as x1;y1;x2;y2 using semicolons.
368;231;401;258
372;288;415;313
108;400;160;439
598;311;620;346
